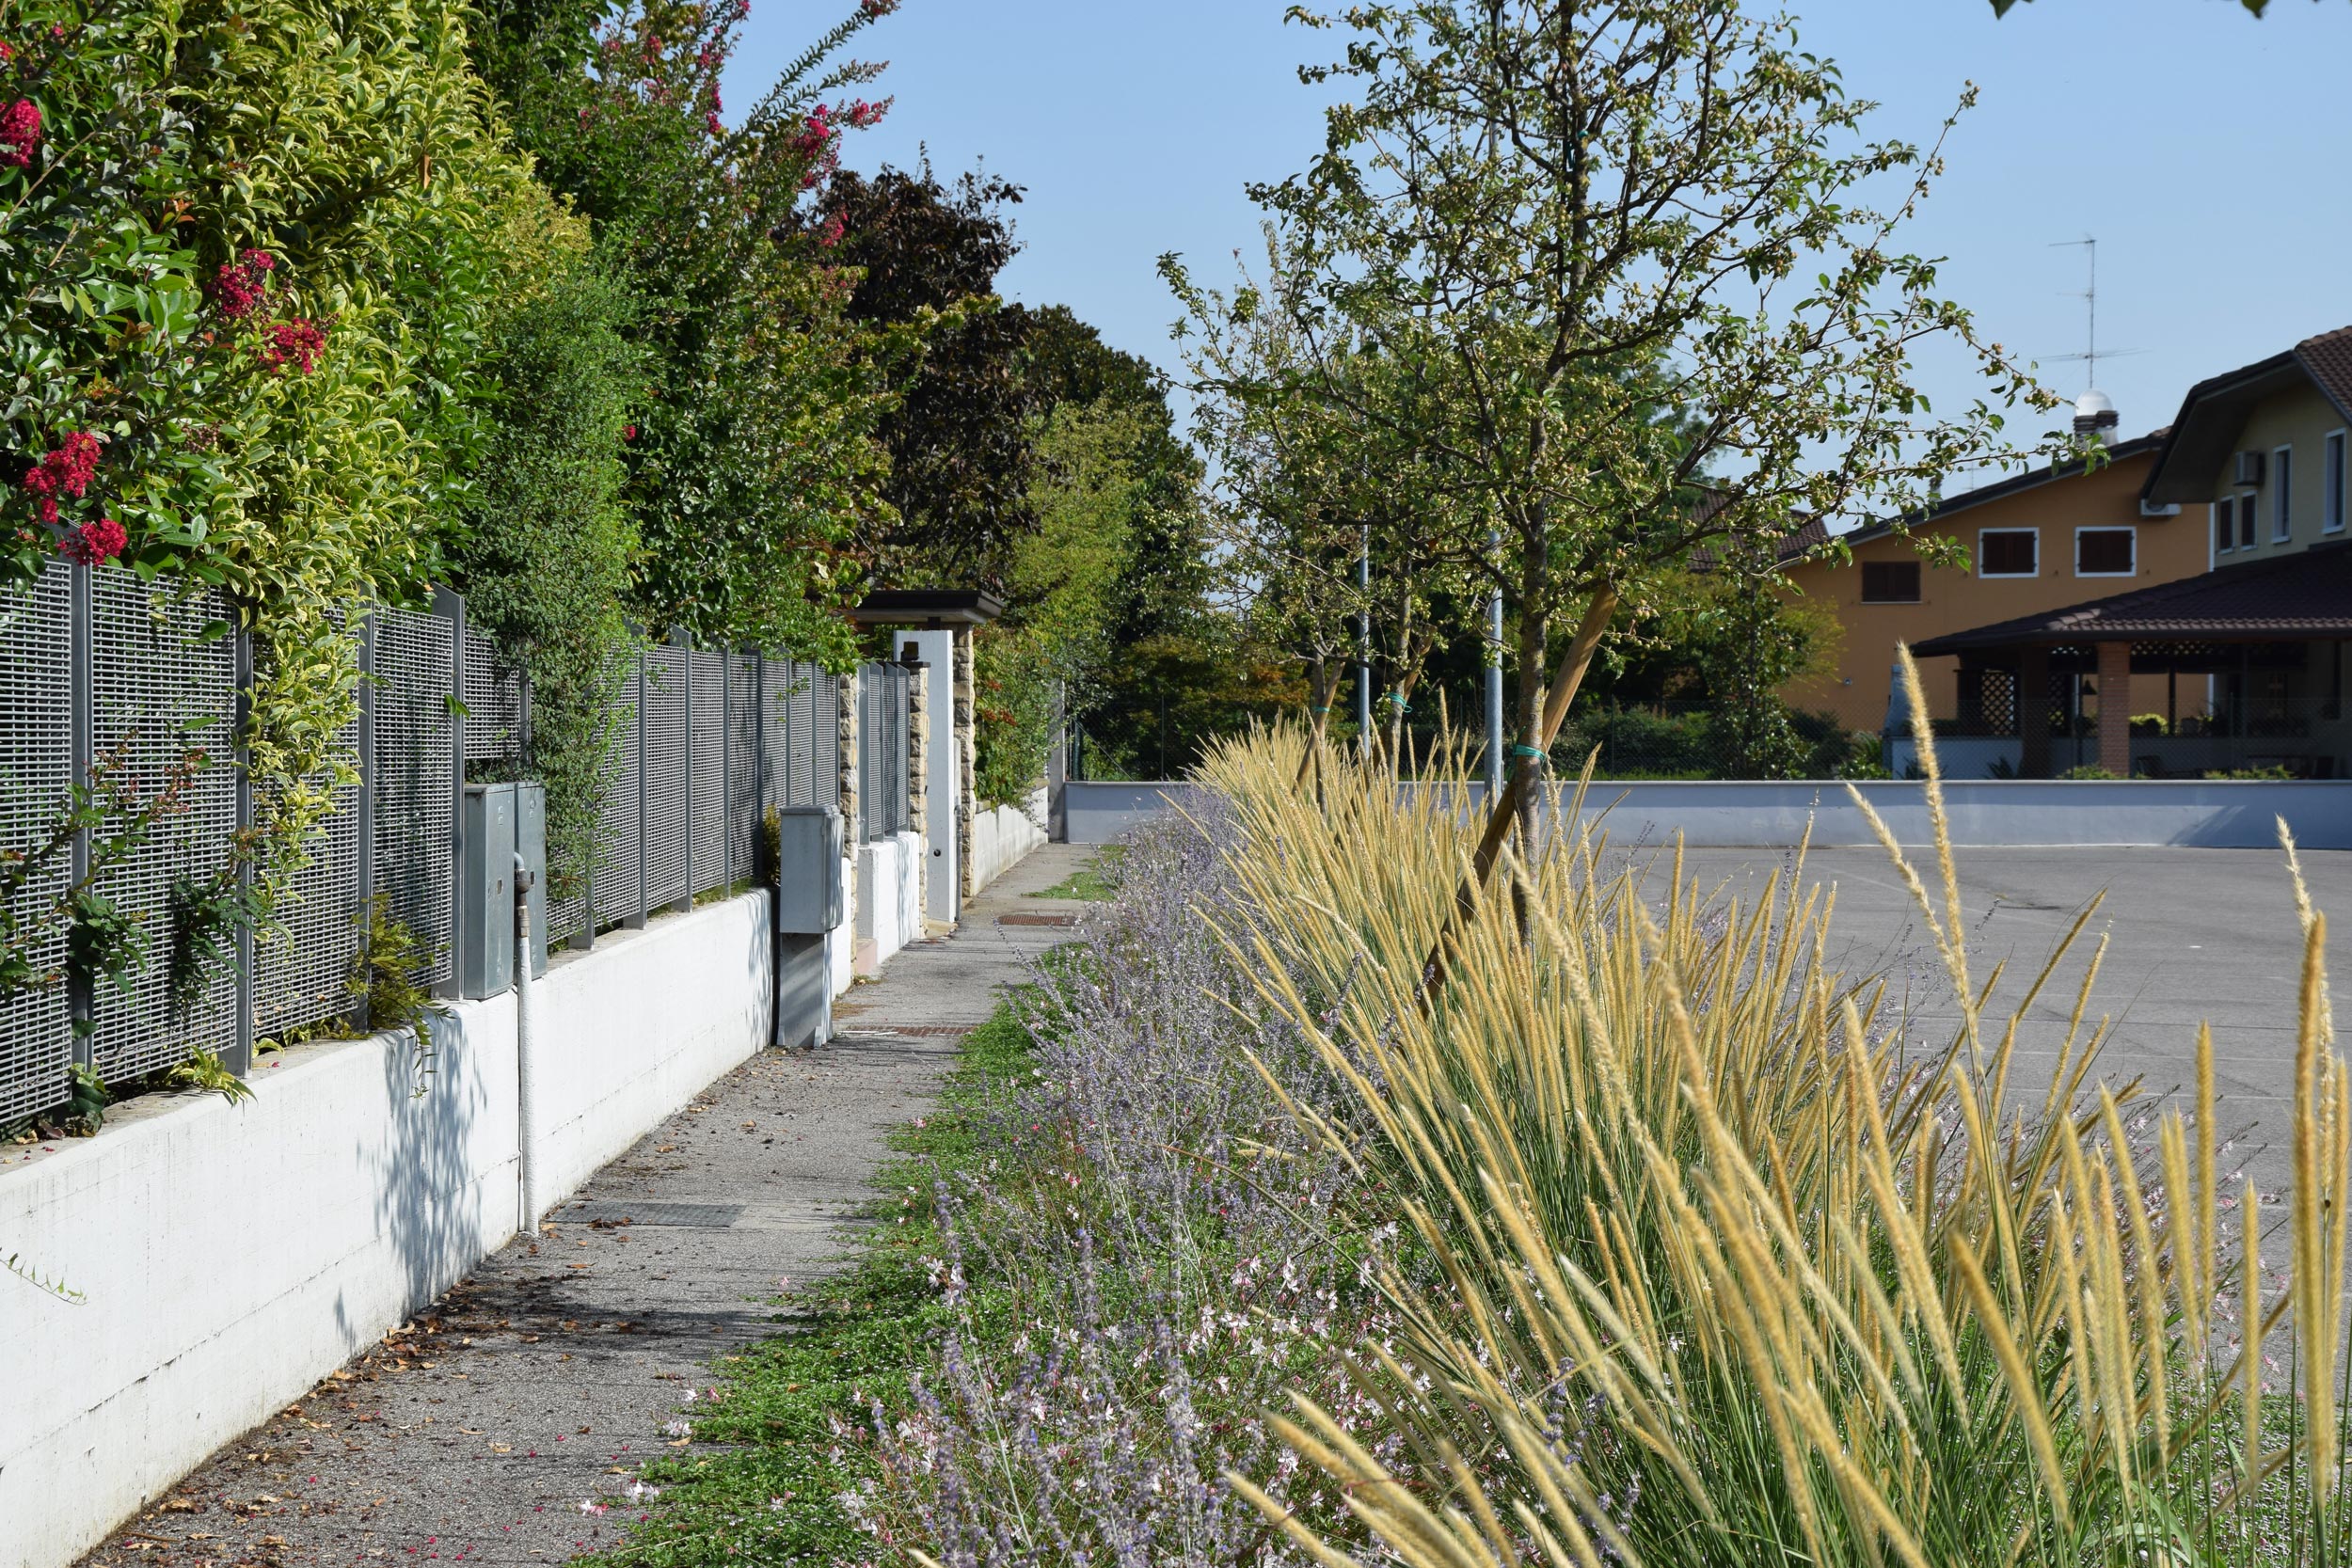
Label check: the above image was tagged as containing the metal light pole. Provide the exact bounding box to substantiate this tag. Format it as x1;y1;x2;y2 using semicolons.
1485;528;1504;800
1357;523;1373;756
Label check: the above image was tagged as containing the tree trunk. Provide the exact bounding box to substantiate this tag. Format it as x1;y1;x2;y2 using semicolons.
1418;585;1617;998
1293;655;1338;794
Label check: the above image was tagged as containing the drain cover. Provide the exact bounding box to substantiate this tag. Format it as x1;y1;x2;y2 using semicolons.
564;1201;744;1228
998;912;1079;927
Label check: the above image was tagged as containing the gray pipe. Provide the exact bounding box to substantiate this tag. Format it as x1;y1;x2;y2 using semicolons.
513;851;538;1239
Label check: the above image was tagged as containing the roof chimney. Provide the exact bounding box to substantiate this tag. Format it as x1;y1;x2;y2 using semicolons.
2073;388;2120;447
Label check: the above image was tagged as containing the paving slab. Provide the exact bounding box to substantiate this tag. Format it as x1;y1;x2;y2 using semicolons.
72;844;1099;1568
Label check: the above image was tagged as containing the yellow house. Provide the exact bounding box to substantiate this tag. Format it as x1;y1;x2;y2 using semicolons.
1779;408;2206;734
1906;326;2352;778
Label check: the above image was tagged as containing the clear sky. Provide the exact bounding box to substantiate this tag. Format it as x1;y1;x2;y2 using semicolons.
725;0;2352;466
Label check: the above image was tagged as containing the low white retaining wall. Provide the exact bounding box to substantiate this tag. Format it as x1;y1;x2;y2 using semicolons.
970;786;1048;895
857;830;925;964
1061;778;2352;850
1;892;778;1568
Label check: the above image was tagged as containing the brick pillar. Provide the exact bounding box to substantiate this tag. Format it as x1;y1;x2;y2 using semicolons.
905;656;930;918
2096;640;2133;778
2019;643;2052;778
954;627;977;901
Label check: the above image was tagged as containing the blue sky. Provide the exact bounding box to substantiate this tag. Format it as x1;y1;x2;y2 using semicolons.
726;0;2352;465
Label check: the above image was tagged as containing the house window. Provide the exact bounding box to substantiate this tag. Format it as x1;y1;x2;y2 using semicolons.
2240;493;2259;550
2327;430;2345;534
2215;500;2234;554
2274;446;2294;541
1979;528;2038;578
1860;561;1921;603
2075;527;2136;577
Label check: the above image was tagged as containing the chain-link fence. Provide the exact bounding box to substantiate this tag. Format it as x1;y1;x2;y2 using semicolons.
0;561;917;1124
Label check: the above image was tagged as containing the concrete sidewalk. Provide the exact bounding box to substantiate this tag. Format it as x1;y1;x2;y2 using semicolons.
74;844;1099;1568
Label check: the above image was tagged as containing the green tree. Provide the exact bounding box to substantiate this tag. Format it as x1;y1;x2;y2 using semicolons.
817;163;1034;591
1173;0;2058;858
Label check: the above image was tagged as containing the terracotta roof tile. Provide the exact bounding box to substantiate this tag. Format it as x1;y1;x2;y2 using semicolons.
1911;543;2352;655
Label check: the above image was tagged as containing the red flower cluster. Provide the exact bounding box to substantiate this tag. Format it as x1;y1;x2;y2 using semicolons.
707;111;723;137
843;98;887;129
791;104;834;160
0;98;40;168
816;213;846;248
57;516;126;566
624;424;639;442
262;317;326;374
213;249;276;319
860;0;899;15
21;432;101;525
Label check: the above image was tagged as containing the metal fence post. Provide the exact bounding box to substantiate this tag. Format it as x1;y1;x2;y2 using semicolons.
230;626;255;1077
67;561;92;1069
670;629;694;916
628;646;648;928
755;652;769;875
720;651;733;894
434;587;468;998
355;613;377;1033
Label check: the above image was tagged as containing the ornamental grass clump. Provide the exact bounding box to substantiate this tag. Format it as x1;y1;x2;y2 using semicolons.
1191;652;2352;1566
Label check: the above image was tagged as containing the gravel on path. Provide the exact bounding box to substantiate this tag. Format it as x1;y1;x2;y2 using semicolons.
73;844;1100;1568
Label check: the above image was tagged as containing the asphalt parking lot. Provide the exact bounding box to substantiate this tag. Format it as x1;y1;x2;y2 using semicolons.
1610;842;2352;1204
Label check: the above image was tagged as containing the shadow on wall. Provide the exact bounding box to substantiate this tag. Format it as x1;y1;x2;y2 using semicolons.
371;1013;491;1324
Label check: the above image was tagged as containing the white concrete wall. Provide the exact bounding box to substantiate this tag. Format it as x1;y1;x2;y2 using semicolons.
856;831;924;963
1061;778;2352;851
970;785;1047;894
0;892;778;1568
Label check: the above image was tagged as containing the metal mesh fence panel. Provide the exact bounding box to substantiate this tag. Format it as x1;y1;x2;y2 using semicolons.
461;626;524;774
726;654;760;880
880;664;909;834
0;563;72;1121
592;652;642;930
87;572;240;1082
690;649;727;895
255;608;363;1040
814;668;840;812
767;657;804;808
643;643;690;911
370;608;454;988
859;667;880;843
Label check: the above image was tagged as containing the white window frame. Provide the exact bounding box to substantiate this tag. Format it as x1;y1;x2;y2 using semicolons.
2074;525;2137;578
2274;444;2295;542
2240;492;2260;551
2214;499;2233;558
1978;526;2039;578
2325;429;2346;534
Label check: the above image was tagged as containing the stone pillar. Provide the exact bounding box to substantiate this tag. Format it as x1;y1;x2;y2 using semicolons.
954;627;977;901
2096;640;2133;778
905;653;930;918
2019;643;2052;779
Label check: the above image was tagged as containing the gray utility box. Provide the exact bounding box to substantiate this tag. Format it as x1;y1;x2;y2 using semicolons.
458;782;549;999
773;805;846;934
772;805;844;1050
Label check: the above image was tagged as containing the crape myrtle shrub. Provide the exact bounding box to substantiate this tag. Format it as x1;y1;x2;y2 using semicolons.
866;809;1403;1564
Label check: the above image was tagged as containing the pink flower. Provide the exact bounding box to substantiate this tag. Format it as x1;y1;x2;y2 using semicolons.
707;111;723;137
262;317;326;373
0;99;40;168
861;0;899;15
58;516;126;565
816;213;846;248
21;432;101;525
213;252;275;320
844;99;888;129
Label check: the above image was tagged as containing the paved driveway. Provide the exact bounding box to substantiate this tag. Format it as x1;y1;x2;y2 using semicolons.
1611;841;2352;1204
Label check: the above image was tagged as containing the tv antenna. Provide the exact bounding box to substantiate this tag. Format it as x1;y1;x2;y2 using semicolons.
2045;235;2145;391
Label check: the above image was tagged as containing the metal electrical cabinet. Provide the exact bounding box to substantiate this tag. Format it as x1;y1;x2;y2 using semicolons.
458;782;549;998
772;804;844;1049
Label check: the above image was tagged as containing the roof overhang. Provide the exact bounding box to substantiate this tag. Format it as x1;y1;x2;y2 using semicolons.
2140;351;2312;506
846;590;1006;628
1828;436;2165;552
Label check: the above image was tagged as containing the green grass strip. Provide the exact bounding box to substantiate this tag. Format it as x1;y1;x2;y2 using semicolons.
579;1006;1036;1567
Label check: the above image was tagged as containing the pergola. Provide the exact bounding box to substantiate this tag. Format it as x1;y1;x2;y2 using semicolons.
1909;543;2352;777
